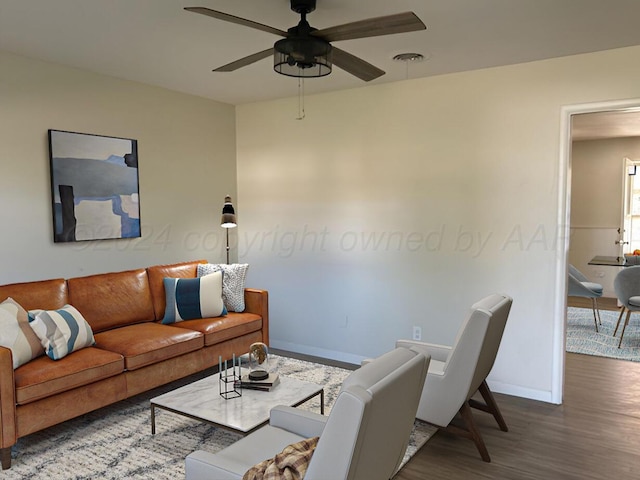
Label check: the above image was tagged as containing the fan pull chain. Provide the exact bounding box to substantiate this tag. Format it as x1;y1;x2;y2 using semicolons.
296;77;306;120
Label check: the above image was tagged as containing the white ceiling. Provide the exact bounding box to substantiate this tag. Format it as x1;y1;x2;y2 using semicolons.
572;110;640;141
3;0;640;107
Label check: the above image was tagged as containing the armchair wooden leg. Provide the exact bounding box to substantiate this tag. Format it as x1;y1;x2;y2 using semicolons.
443;401;491;462
460;401;491;462
1;447;11;470
469;380;508;432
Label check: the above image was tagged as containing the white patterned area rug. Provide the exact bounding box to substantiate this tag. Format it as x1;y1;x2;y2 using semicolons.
7;355;437;479
567;307;640;361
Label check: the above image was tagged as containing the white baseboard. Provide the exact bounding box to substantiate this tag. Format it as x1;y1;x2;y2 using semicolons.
487;379;556;404
270;340;366;366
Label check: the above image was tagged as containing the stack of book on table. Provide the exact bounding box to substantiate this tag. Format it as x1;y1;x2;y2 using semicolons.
235;372;280;391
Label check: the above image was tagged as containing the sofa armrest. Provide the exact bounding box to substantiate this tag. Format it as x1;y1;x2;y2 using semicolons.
244;289;269;345
269;405;327;438
0;347;17;451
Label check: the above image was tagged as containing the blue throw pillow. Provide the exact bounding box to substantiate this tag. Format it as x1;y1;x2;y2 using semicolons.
162;271;227;324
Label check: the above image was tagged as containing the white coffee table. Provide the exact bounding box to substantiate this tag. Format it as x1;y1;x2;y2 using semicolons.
150;368;324;435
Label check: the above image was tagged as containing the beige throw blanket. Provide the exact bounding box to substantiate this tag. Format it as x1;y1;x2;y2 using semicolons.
243;437;320;480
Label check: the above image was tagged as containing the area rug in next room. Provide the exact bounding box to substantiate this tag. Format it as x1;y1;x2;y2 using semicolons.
567;307;640;361
7;355;437;480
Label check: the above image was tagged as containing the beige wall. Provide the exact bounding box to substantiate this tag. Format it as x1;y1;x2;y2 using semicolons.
236;45;640;402
0;51;237;284
570;137;640;296
6;43;640;403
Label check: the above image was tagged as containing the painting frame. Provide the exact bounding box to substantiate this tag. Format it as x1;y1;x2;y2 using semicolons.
48;129;141;243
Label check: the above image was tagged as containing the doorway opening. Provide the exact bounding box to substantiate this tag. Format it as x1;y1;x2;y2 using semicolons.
561;101;640;386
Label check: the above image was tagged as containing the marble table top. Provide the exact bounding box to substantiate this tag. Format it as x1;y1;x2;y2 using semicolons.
150;368;324;434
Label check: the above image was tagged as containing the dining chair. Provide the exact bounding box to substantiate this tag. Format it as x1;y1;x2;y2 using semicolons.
568;264;603;332
613;265;640;347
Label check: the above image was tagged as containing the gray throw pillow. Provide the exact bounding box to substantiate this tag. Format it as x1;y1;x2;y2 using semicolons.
197;263;249;312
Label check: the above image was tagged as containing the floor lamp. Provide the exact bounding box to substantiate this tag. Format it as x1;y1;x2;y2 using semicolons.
221;195;237;264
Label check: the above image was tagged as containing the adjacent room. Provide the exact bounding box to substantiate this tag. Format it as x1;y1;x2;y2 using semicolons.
568;114;640;360
2;1;640;478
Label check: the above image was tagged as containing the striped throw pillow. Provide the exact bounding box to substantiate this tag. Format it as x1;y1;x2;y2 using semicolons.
28;304;95;360
162;271;226;324
0;297;44;369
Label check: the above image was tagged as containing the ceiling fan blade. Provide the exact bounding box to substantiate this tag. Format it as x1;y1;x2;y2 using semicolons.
313;12;426;42
331;47;385;82
213;48;274;72
185;7;288;37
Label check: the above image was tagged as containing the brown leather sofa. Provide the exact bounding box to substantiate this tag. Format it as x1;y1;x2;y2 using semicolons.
0;260;269;470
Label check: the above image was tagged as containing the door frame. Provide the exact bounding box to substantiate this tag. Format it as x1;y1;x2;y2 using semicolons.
556;98;640;404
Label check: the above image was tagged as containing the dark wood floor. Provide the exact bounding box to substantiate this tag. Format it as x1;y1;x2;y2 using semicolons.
396;352;640;480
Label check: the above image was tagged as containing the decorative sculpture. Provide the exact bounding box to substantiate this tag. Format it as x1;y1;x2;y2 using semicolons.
248;342;270;381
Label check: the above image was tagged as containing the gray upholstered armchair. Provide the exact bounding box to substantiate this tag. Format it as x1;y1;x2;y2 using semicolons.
396;293;513;462
185;347;430;480
568;264;603;331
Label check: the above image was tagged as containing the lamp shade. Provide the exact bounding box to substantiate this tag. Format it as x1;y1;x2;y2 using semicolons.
221;196;237;228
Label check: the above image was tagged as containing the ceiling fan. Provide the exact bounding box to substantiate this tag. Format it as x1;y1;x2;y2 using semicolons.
185;0;426;81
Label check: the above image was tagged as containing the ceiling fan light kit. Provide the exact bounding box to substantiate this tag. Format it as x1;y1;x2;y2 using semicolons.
274;27;332;77
185;0;426;81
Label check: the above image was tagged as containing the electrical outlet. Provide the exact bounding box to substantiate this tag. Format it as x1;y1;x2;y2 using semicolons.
412;326;422;341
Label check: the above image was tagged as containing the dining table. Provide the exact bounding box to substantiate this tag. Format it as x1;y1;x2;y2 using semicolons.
588;255;638;266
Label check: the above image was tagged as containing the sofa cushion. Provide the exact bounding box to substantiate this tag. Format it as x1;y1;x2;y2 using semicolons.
198;263;249;312
0;297;44;369
161;272;226;324
93;323;204;371
28;305;96;360
68;268;155;333
172;312;262;346
0;278;68;311
147;260;207;321
14;346;124;405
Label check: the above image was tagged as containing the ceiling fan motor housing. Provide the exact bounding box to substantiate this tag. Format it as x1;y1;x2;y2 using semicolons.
274;10;331;77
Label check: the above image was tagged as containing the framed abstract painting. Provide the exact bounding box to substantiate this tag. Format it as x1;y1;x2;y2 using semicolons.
48;129;141;242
